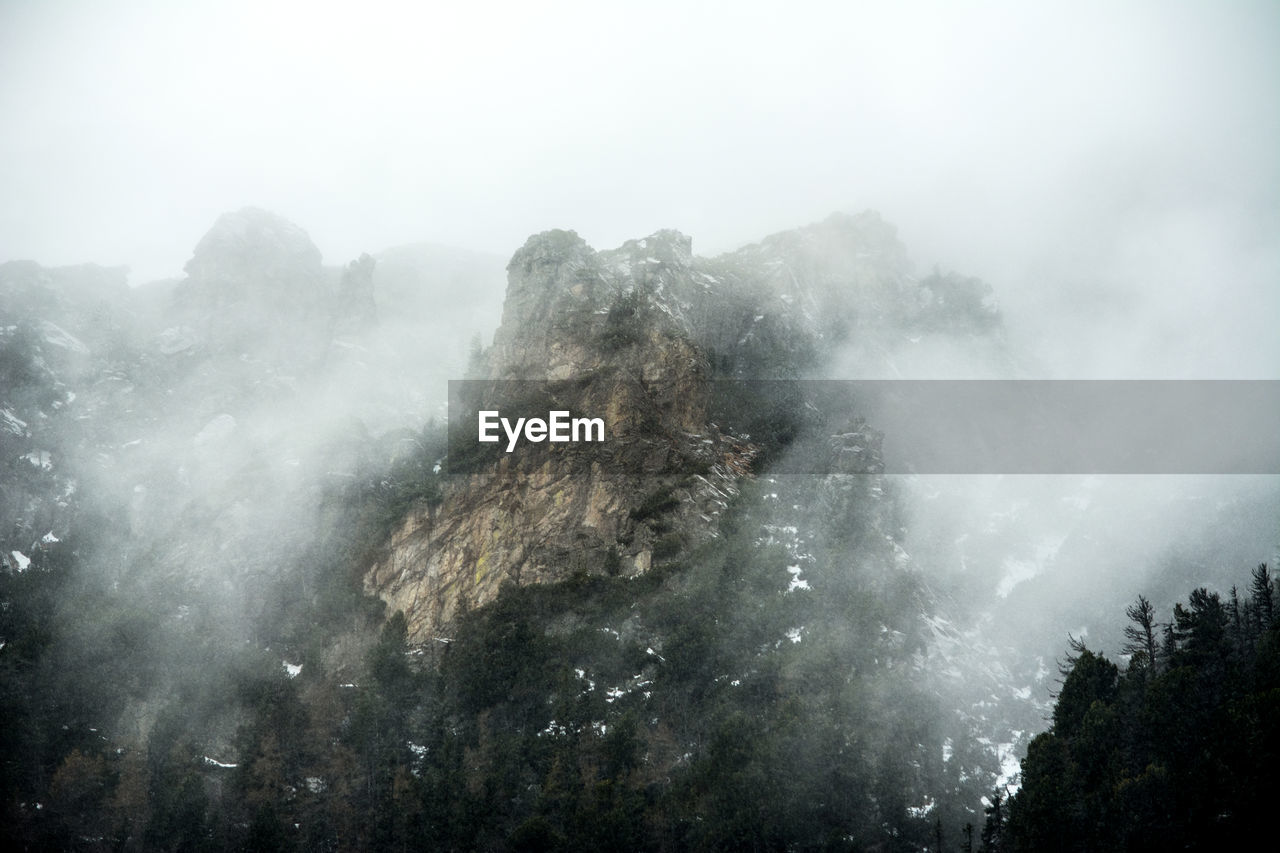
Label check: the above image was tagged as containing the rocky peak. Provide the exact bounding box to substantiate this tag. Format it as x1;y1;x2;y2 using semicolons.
506;228;592;276
183;207;323;296
365;227;753;644
613;229;694;271
490;228;704;380
491;230;598;376
173;208;368;365
364;214;1008;644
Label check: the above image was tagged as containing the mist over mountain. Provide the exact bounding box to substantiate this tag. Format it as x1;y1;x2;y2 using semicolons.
4;2;1279;849
2;202;1275;849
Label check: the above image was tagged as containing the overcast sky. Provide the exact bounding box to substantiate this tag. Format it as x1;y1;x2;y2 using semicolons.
3;0;1277;374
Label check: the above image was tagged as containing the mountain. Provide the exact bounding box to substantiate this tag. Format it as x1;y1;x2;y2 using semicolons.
347;215;1026;848
1;208;1273;850
364;213;1010;647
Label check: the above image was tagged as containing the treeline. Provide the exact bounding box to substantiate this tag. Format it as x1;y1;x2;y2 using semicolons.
0;424;441;851
1;469;991;851
990;564;1280;851
244;472;974;852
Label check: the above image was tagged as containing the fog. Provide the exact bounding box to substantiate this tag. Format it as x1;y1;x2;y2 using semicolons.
4;1;1278;383
3;1;1278;846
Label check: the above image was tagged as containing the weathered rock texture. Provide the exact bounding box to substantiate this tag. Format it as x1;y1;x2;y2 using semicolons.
365;227;760;642
364;212;1005;643
174;206;373;366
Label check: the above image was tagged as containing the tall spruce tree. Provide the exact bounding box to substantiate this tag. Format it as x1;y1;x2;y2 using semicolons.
1122;594;1159;672
1250;563;1273;629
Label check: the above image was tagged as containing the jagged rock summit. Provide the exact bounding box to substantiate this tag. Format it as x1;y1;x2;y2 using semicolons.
172;207;340;365
363;212;1007;645
182;206;324;300
365;226;756;644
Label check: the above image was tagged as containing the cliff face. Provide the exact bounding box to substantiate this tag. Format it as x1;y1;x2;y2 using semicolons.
365;228;755;643
362;211;1007;644
173;207;342;367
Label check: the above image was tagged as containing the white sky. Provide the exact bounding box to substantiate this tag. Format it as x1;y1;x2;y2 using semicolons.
2;0;1278;374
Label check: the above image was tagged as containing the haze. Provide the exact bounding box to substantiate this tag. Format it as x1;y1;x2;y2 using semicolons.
3;0;1277;377
3;5;1279;843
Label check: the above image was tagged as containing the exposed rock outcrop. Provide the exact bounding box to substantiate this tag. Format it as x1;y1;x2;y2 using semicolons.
174;207;335;365
363;213;1007;644
182;207;325;307
365;227;761;642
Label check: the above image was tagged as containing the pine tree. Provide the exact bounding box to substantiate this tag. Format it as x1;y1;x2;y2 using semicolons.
1007;562;1280;850
1054;632;1090;685
1160;620;1179;663
980;788;1004;852
1172;588;1229;671
1249;563;1273;630
1122;594;1159;672
1228;586;1243;647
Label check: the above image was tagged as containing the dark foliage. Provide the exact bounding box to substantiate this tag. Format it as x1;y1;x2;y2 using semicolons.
1004;565;1280;852
598;289;651;352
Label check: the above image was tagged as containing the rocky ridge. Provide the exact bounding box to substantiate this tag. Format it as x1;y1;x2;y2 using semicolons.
362;212;973;645
365;228;758;643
